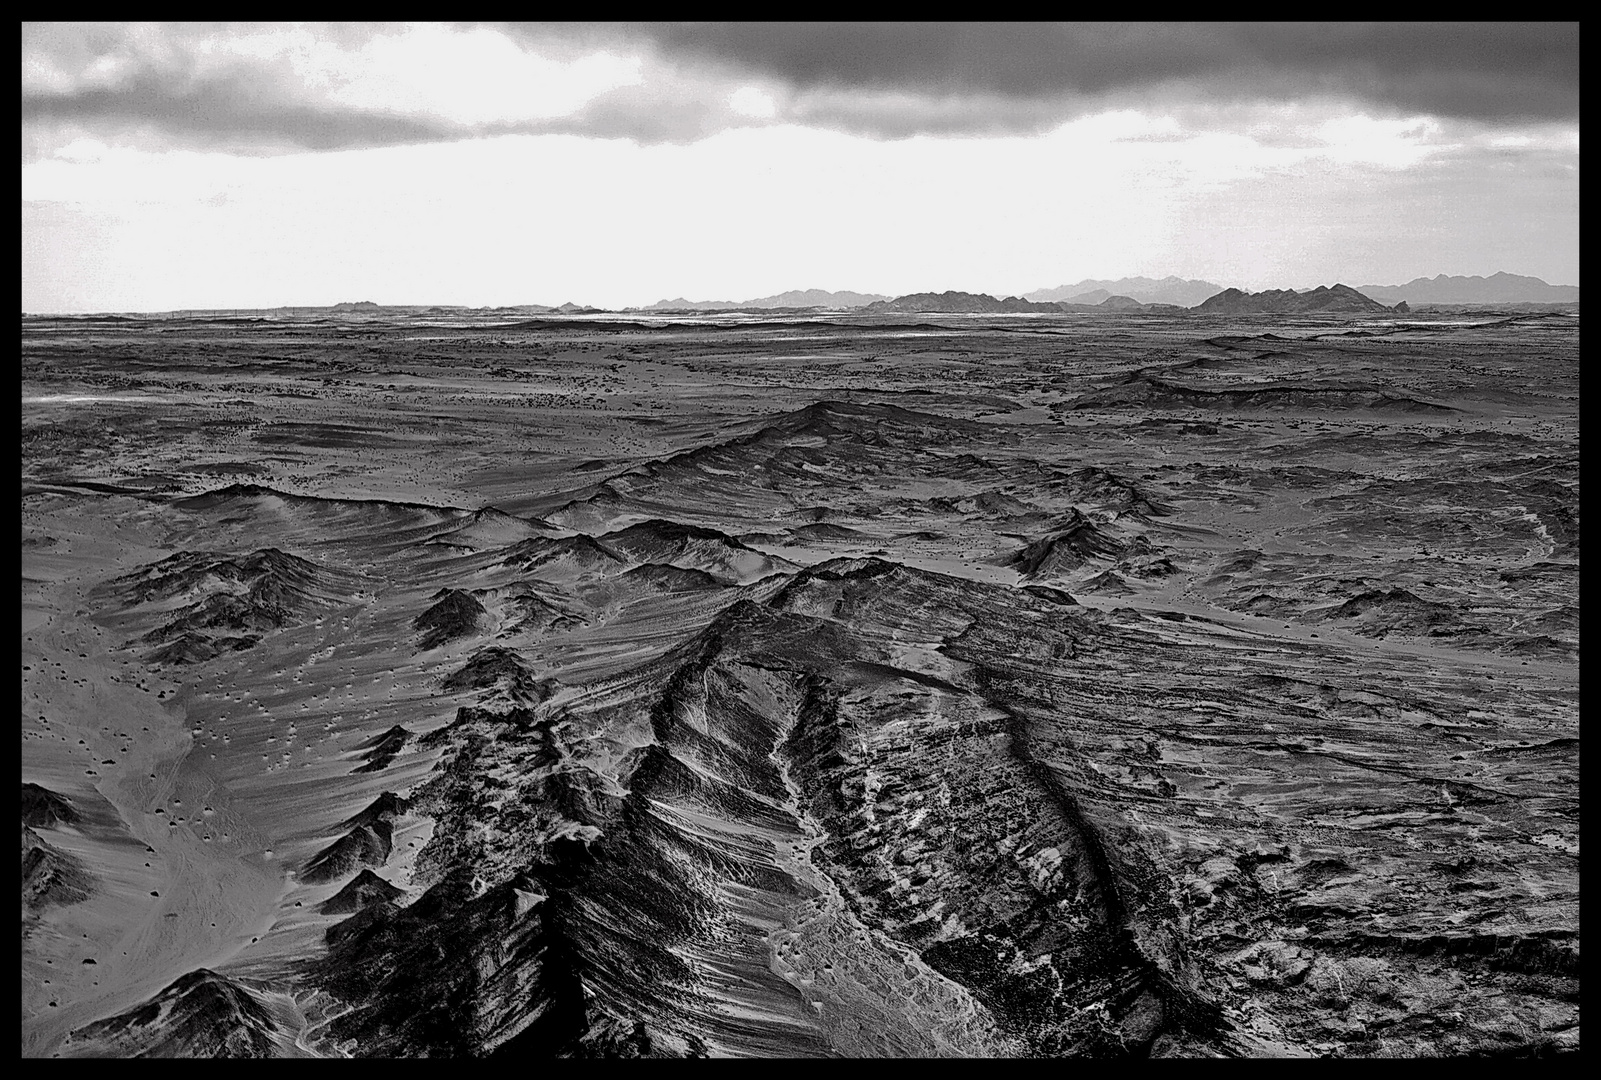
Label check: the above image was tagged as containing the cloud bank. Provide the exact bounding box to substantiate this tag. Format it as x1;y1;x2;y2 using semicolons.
580;22;1579;121
23;22;1580;155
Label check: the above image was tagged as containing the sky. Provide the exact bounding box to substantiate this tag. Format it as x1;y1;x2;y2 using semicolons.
21;22;1580;312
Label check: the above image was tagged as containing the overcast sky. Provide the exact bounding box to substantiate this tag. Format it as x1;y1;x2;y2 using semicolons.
22;22;1580;312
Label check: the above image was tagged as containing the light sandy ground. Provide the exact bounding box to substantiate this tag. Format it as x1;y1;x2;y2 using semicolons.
23;504;287;1055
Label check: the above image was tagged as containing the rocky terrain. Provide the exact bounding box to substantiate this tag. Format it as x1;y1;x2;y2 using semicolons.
21;306;1578;1057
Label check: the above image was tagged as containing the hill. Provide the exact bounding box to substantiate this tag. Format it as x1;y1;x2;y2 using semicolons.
865;291;1046;314
1194;283;1397;315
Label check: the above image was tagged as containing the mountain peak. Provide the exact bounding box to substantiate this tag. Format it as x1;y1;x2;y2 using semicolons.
1195;284;1394;315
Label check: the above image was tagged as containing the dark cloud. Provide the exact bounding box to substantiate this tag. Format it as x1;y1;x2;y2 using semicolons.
21;24;739;153
22;25;476;154
22;22;1579;156
786;90;1079;142
556;22;1579;124
532;92;734;146
22;69;461;153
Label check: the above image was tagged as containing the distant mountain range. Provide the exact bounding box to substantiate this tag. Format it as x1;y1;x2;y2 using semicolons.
640;289;889;311
146;271;1575;321
159;301;608;319
1025;272;1578;308
862;290;1182;315
1194;284;1397;315
1025;276;1226;307
1353;273;1578;305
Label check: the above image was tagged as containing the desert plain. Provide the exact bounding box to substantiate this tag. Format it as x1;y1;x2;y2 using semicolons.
20;307;1578;1057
